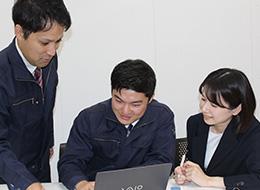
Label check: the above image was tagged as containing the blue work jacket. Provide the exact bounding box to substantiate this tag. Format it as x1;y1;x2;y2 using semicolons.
58;99;176;190
0;39;58;190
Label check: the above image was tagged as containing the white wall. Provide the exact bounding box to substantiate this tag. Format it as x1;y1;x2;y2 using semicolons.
1;0;260;182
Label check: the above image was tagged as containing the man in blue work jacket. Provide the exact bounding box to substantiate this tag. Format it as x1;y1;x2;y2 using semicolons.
0;0;71;190
58;59;176;190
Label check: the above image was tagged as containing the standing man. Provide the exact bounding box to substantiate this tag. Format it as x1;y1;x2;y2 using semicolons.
0;0;71;190
58;59;176;190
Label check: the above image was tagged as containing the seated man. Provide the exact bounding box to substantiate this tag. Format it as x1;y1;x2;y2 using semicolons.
58;59;176;190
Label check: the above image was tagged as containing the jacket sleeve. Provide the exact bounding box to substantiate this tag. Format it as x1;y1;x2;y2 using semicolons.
48;55;58;148
0;85;38;190
141;106;176;168
47;110;55;148
223;128;260;189
58;110;93;190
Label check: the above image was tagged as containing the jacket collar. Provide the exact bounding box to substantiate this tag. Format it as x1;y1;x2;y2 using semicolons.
7;38;56;87
191;114;239;172
192;114;209;168
7;38;33;81
206;117;239;173
102;99;156;145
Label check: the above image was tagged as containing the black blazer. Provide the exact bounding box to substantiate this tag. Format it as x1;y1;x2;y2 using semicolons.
187;113;260;189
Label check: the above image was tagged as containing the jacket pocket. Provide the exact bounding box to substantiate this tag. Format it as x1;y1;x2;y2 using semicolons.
91;138;120;160
11;96;43;127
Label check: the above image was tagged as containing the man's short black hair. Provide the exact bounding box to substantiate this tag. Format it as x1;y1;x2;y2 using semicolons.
111;59;156;100
12;0;71;39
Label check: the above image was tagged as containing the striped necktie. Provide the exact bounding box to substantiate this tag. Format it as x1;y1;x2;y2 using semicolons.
126;124;134;137
34;67;43;88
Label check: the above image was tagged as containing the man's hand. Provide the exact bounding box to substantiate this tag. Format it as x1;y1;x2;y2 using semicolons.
26;182;45;190
76;180;95;190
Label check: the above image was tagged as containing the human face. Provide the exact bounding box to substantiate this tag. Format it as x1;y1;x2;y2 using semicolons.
199;92;241;132
15;22;64;68
112;89;151;125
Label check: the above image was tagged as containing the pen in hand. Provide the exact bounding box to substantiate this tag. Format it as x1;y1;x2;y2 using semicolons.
174;154;186;182
180;154;186;167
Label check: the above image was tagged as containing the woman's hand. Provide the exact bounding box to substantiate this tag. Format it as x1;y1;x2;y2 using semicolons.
183;161;224;188
183;161;210;186
174;166;189;185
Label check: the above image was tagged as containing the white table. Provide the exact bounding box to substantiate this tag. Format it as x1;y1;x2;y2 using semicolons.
0;179;224;190
166;178;224;190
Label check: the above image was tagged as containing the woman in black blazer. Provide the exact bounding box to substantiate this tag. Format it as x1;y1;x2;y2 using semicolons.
175;68;260;189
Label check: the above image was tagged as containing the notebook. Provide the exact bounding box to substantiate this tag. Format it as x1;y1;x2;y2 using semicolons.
94;163;172;190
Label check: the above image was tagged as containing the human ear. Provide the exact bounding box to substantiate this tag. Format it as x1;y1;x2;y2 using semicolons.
232;104;242;116
15;24;24;40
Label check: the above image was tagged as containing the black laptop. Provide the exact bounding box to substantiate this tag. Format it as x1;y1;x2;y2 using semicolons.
94;163;172;190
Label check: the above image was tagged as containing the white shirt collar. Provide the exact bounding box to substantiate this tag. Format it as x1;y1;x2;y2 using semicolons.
15;38;37;74
125;120;139;129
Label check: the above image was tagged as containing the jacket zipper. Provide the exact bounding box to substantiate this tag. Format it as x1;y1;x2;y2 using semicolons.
93;138;120;144
12;97;35;106
16;79;45;104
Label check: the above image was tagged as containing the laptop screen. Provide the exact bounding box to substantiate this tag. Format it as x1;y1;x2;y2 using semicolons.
95;163;172;190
